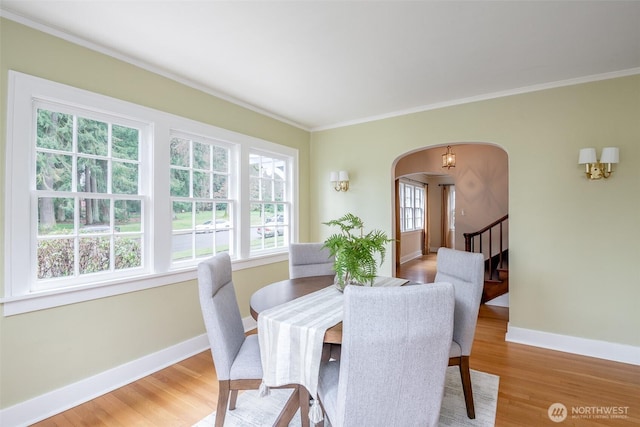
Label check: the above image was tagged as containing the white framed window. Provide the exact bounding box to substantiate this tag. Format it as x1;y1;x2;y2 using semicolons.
3;71;297;315
169;132;236;264
33;103;148;292
399;181;425;232
249;151;290;255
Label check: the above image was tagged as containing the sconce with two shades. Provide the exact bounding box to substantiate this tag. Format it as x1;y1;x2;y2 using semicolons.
578;147;619;180
330;171;350;192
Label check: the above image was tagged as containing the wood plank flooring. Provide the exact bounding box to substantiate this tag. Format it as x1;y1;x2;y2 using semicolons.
33;255;640;426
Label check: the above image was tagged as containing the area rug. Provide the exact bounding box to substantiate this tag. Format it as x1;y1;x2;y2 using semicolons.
194;367;499;426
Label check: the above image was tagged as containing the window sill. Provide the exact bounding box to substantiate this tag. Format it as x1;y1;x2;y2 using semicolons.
1;252;288;316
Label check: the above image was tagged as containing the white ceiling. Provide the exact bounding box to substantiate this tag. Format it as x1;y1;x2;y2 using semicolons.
2;1;639;130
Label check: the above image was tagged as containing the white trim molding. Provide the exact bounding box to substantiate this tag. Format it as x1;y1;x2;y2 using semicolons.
243;315;258;332
506;324;640;367
0;335;210;427
399;250;423;265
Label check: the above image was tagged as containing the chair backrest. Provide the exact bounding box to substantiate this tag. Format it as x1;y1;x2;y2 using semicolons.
197;252;245;381
434;247;484;356
288;242;334;279
335;283;455;427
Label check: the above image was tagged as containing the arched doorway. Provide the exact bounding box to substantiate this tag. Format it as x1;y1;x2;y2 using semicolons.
392;143;509;295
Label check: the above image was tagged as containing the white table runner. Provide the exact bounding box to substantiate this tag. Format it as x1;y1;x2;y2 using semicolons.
258;277;408;422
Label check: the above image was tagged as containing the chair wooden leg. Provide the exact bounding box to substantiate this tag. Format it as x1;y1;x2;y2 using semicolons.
299;386;310;427
274;386;301;427
216;380;230;427
459;356;476;419
229;389;239;410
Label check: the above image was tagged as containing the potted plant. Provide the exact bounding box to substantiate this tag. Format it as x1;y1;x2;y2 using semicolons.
323;213;393;290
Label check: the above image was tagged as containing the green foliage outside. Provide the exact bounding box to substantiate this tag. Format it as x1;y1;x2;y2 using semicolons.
37;237;141;279
36;108;141;230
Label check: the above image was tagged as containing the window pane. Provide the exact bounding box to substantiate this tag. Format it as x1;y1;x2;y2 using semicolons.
115;200;141;232
172;202;193;231
170;137;190;167
37;238;74;279
36;109;72;151
249;154;260;177
193;141;211;170
212;146;229;172
195;233;214;258
38;197;74;235
77;158;108;193
112;161;138;194
195;202;214;232
77;117;108;156
193;171;210;198
79;237;110;274
112;125;139;160
274;180;285;202
36;152;72;191
115;236;142;270
213;174;228;198
275;204;285;222
249;177;261;200
405;186;413;207
80;198;110;232
260;157;274;178
262;180;274;201
170;169;190;197
172;232;192;261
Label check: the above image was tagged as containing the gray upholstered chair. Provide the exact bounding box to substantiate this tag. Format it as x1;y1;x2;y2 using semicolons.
435;247;485;419
289;243;334;279
198;253;308;427
316;283;455;427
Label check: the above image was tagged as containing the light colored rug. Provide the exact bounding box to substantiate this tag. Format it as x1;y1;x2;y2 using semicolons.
194;367;499;426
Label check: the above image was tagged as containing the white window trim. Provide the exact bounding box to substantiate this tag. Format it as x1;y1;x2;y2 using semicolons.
399;180;425;233
3;71;298;316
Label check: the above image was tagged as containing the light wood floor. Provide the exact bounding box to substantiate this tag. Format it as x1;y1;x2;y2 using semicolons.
33;255;640;426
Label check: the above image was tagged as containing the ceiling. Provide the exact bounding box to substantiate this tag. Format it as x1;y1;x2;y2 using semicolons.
2;1;639;130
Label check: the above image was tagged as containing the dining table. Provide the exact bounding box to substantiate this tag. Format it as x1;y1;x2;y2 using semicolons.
250;274;342;343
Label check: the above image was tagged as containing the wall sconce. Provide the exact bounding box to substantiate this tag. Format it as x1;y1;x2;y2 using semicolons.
578;147;619;180
442;146;456;169
330;171;349;192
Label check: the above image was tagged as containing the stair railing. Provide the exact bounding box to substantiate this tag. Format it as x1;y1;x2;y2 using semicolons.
463;214;508;278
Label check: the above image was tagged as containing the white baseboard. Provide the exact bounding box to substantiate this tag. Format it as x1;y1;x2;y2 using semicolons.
0;334;210;427
485;292;509;307
506;324;640;366
243;315;257;332
400;251;423;264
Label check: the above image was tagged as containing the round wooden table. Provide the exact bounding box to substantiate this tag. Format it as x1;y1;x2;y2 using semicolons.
250;275;343;344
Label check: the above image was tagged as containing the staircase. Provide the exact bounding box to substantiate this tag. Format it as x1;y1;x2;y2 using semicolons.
463;215;509;303
482;250;509;303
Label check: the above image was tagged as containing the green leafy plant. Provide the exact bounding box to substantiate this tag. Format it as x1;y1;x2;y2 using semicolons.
323;213;393;289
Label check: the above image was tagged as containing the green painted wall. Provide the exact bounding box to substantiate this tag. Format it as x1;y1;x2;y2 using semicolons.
2;14;640;413
0;18;309;408
310;75;640;349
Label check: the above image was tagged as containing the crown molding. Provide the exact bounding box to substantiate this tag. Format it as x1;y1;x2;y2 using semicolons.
0;9;310;131
312;67;640;132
